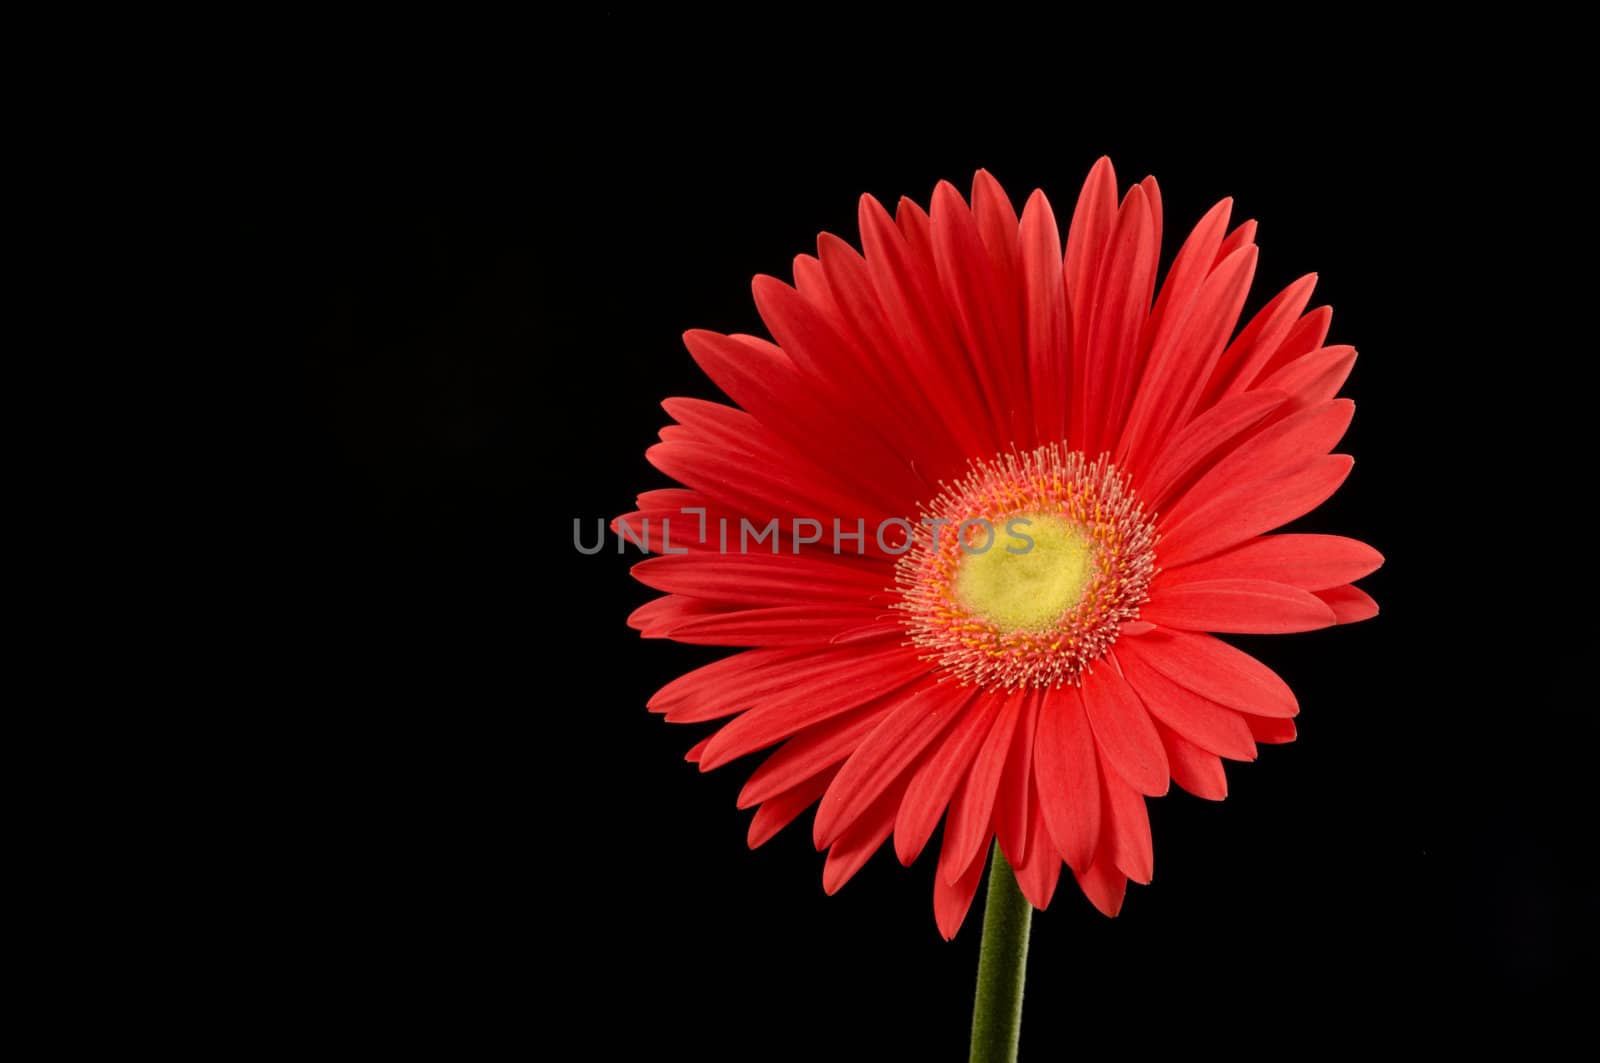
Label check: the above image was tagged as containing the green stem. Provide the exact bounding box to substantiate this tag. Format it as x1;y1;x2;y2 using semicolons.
969;844;1032;1063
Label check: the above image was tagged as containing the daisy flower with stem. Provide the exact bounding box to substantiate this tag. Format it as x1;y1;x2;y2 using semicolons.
619;158;1379;1062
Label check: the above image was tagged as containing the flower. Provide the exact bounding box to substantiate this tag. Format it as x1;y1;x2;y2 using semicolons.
620;159;1380;938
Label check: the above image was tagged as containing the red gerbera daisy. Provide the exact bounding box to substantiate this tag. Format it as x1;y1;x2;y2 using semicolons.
620;158;1380;939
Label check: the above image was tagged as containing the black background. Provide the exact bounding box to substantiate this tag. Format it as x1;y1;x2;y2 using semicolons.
259;31;1592;1055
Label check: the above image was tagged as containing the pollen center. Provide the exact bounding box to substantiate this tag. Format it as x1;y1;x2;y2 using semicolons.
895;445;1158;690
954;513;1095;633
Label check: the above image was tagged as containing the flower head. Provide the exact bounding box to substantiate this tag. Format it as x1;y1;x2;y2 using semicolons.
622;159;1381;937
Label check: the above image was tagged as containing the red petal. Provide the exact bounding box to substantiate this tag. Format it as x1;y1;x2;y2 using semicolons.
1140;579;1338;634
1135;389;1287;511
1122;245;1259;472
1033;686;1102;873
680;330;910;514
942;689;1024;883
1102;766;1154;883
1125;628;1299;718
751;274;892;420
1064;156;1118;342
1248;716;1298;744
791;253;837;316
1157;534;1384;593
1316;584;1380;624
895;194;933;249
647;436;890;536
1161;399;1354;529
1142;198;1232;368
633;551;889;608
829;619;906;645
934;835;989;940
1082;661;1170;796
1157;723;1228;800
971;169;1020;267
994;688;1042;864
1257;344;1358;412
823;773;908;895
1156;455;1354;570
1011;783;1062;909
649;646;806;720
752;274;933;487
748;767;838;848
814;233;964;479
893;695;999;865
617;488;748;555
1216;219;1257;263
1020;189;1070;447
970;171;1029;444
1259;305;1333;380
813;682;973;848
658;603;890;647
931;181;1016;444
856;194;995;461
1205;273;1318;403
1081;184;1158;455
658;396;764;455
738;703;887;809
628;594;732;639
1115;644;1258;760
699;649;933;770
1073;846;1128;917
1138;176;1163;284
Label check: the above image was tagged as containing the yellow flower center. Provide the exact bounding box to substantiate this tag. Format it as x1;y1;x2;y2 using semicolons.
954;513;1097;633
895;445;1157;689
